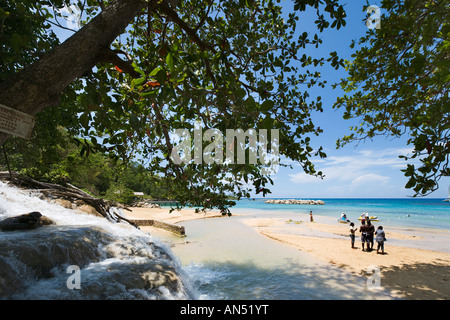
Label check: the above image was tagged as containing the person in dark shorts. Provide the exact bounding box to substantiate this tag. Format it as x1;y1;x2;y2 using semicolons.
359;220;369;252
366;220;375;251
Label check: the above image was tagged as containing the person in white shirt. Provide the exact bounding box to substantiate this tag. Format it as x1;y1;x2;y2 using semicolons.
375;226;386;254
349;222;357;249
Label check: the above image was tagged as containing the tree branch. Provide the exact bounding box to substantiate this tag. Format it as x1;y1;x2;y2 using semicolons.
194;0;214;32
97;48;141;78
158;1;215;52
0;0;147;146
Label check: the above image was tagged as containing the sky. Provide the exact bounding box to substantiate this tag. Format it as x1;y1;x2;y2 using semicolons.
51;1;449;199
260;0;450;199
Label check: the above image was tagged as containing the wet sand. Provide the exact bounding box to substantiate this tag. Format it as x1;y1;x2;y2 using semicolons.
127;207;450;300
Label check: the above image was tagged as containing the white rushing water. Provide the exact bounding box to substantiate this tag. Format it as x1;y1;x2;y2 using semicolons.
0;181;196;299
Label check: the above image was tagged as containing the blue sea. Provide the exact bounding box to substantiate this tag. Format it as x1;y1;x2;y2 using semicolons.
231;197;450;230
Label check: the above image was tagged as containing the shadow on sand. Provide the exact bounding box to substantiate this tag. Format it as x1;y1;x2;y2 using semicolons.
380;261;449;300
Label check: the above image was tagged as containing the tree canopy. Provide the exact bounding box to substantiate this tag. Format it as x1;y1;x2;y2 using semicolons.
334;0;449;196
1;0;448;210
1;0;351;211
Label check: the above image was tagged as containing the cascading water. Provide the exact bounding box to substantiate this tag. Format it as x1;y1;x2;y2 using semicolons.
0;181;196;299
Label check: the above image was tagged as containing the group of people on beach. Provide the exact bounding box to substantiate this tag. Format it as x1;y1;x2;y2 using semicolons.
346;213;386;254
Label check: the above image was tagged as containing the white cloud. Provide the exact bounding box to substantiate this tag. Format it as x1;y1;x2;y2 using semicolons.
289;147;409;185
288;172;323;184
351;173;390;185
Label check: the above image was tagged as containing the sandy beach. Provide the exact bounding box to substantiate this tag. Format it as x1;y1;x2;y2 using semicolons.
127;206;450;300
127;206;225;224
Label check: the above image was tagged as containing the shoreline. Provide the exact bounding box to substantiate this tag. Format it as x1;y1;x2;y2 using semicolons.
126;206;450;300
244;216;450;300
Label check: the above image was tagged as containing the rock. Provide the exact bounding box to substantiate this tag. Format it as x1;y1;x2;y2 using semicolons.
0;212;55;231
265;199;325;205
132;201;161;209
77;204;103;217
74;199;85;207
0;225;192;299
54;199;75;209
39;216;55;226
130;219;186;236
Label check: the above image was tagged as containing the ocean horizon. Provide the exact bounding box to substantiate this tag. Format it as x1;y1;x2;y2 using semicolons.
231;197;450;230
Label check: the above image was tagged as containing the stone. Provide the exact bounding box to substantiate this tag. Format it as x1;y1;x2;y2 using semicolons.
265;199;325;205
54;199;74;209
77;204;103;217
39;216;55;226
0;212;55;231
130;219;186;236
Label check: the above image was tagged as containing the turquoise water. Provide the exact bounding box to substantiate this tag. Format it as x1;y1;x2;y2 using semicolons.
231;198;450;230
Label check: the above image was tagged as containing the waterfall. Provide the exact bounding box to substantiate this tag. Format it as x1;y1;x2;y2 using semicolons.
0;181;196;299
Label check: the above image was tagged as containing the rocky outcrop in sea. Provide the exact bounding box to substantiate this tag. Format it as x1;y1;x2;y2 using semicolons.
265;199;325;205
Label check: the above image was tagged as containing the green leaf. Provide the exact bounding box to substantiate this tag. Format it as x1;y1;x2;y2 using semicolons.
129;114;140;130
260;100;274;112
154;68;167;84
130;77;146;90
149;66;162;77
132;62;145;77
245;95;256;109
140;90;156;97
166;52;174;71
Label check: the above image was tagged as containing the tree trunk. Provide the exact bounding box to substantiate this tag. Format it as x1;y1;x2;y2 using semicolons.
0;0;147;146
1;172;139;228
